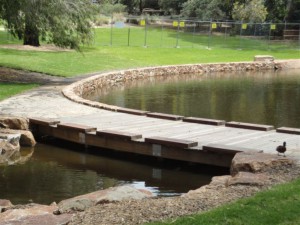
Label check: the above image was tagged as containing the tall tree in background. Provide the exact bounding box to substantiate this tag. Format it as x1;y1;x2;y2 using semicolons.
0;0;98;50
232;0;268;22
158;0;187;15
181;0;225;20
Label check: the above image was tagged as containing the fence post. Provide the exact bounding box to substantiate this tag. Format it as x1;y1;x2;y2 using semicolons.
175;17;180;48
110;15;113;46
160;19;164;47
192;22;196;48
144;17;147;47
239;21;243;50
208;20;212;49
127;25;131;46
268;22;272;50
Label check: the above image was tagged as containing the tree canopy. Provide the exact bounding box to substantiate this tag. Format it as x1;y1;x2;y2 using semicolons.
232;0;268;22
0;0;98;50
181;0;226;20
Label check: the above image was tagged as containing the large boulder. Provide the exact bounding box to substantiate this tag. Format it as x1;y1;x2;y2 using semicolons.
0;116;29;130
0;133;21;165
0;204;73;225
0;133;33;165
227;172;269;186
56;185;153;214
0;199;13;213
0;129;36;147
231;152;294;176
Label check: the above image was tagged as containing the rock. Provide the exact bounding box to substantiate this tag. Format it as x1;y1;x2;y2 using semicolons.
0;140;21;165
227;172;269;186
0;133;20;156
254;55;274;62
0;199;13;213
0;204;73;225
0;133;21;147
208;175;231;188
0;116;29;130
182;175;231;199
231;152;294;176
0;129;36;147
57;185;153;213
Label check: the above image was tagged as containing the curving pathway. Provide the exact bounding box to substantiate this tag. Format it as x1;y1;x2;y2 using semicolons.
1;62;300;165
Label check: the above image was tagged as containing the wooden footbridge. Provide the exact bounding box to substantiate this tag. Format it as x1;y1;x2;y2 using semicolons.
29;110;300;168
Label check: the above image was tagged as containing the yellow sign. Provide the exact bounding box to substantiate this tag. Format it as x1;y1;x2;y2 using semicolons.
173;21;178;27
179;21;185;28
270;24;276;30
140;20;145;26
211;23;217;29
242;24;247;30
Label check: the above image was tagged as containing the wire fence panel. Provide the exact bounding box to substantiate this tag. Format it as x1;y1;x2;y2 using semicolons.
0;16;299;51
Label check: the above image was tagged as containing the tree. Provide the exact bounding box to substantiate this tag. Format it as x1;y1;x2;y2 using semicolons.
158;0;187;15
0;0;98;50
181;0;226;20
265;0;300;22
232;0;268;22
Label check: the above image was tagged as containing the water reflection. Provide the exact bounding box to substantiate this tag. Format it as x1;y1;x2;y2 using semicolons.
86;69;300;128
0;143;217;204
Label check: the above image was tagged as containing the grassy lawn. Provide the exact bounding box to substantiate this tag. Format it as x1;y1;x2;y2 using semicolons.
0;83;39;101
148;178;300;225
0;28;299;77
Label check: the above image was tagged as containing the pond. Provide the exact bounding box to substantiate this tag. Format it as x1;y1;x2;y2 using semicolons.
3;68;300;205
0;142;220;205
85;69;300;128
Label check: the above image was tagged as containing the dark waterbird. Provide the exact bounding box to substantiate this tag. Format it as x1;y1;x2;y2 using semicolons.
276;142;287;157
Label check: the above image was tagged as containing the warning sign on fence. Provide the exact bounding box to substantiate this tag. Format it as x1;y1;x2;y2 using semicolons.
242;24;247;29
140;20;145;26
211;23;217;29
271;24;276;30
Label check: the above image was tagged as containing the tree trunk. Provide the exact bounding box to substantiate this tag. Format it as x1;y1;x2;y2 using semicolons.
23;22;40;47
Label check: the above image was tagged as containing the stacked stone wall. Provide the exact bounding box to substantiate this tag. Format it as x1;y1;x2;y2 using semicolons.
63;61;279;111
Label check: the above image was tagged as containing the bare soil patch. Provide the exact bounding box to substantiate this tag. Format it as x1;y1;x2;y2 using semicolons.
0;44;72;52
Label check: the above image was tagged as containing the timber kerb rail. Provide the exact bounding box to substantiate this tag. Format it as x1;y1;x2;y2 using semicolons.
29;116;300;168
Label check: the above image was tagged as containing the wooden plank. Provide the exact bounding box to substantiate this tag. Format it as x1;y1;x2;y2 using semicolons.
277;127;300;135
226;121;274;131
145;136;198;148
117;107;149;115
183;117;225;126
96;130;142;141
57;123;97;133
203;144;260;154
29;117;60;126
146;112;184;121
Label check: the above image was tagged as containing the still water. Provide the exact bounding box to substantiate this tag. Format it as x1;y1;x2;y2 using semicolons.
0;142;218;204
86;69;300;128
3;69;300;205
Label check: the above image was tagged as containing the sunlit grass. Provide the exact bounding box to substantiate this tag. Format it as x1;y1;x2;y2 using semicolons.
0;83;39;101
0;27;299;78
148;178;300;225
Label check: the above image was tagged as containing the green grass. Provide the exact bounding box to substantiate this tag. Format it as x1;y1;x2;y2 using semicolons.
0;83;39;101
0;28;299;77
148;178;300;225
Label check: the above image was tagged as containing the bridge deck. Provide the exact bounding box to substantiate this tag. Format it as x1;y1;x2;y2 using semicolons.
30;110;300;167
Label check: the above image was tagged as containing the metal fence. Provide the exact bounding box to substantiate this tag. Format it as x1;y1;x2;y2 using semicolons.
1;16;300;51
94;16;300;50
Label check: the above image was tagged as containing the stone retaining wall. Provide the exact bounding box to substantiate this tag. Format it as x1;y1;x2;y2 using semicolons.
62;60;281;111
